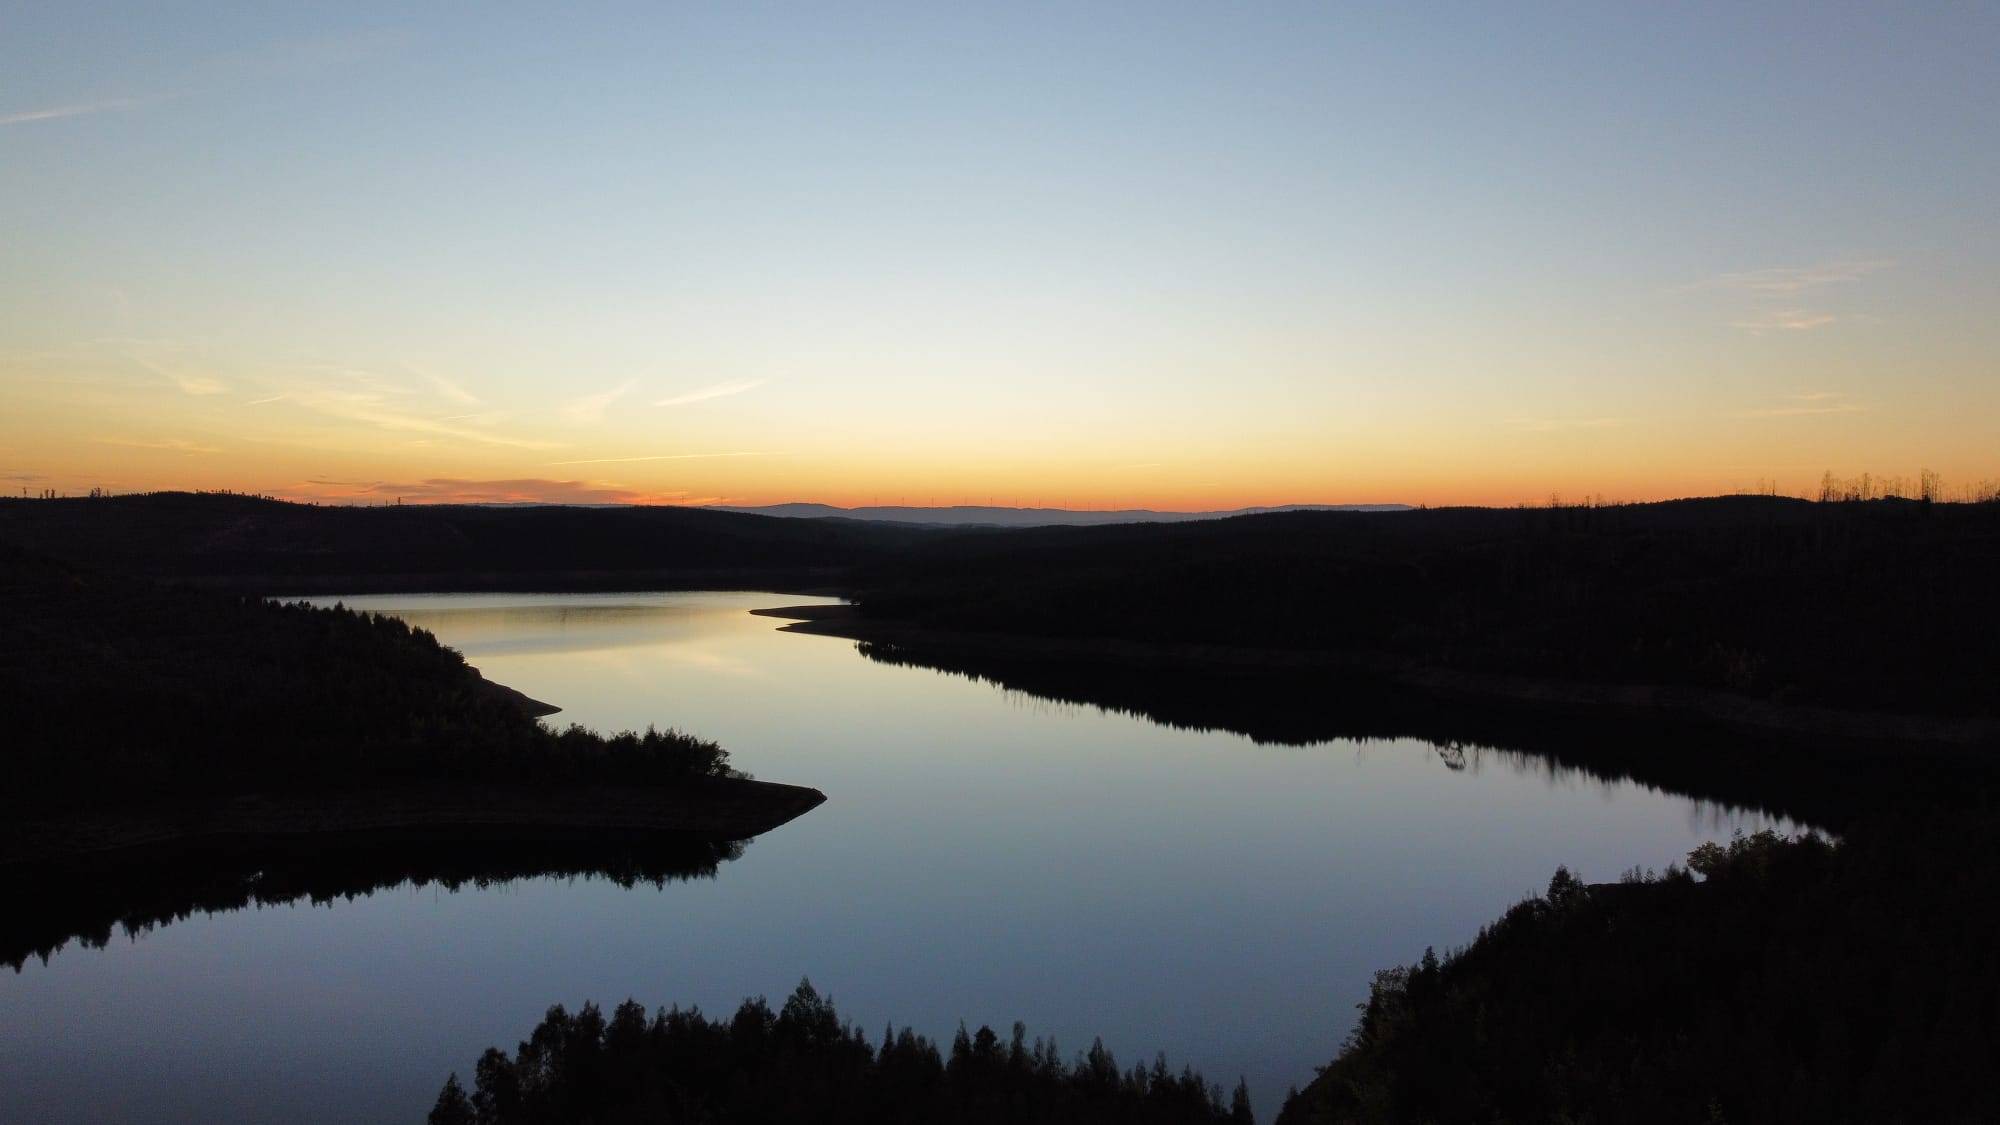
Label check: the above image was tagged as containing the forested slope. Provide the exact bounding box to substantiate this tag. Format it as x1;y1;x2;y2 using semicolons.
856;497;2000;717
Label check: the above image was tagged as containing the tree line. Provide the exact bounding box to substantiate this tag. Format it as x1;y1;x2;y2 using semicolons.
1276;815;2000;1124
852;495;2000;718
430;980;1254;1125
0;542;741;804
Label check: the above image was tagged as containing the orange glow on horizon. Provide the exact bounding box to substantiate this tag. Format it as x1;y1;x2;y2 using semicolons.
16;461;1999;513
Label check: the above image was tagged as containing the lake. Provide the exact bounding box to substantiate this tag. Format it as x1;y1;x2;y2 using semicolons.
1;591;1795;1122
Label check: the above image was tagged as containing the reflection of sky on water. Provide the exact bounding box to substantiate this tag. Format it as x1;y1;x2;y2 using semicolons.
1;591;1794;1124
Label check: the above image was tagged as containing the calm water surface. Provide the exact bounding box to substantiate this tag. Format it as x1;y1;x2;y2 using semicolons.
2;592;1793;1122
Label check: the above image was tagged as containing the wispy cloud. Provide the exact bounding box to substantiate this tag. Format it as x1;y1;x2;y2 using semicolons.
404;361;483;406
561;379;637;424
1732;309;1838;333
546;451;784;466
1736;391;1870;419
171;373;228;395
294;477;703;506
6;31;405;134
1678;260;1890;335
117;342;233;395
653;379;765;408
1685;260;1894;295
1507;416;1626;433
0;97;147;127
95;437;222;454
285;378;561;449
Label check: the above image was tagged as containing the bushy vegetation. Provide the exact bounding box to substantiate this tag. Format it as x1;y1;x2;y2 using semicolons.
0;544;736;802
430;981;1253;1125
856;496;2000;717
1277;820;2000;1125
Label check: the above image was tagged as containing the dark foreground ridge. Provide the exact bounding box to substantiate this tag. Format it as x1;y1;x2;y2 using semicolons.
429;980;1256;1125
1276;820;2000;1125
0;541;824;865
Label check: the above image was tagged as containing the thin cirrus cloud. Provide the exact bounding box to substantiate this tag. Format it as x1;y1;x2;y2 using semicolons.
0;97;148;127
2;32;405;129
284;379;562;450
1732;309;1839;333
1678;260;1891;334
404;361;484;406
165;371;229;395
95;437;222;454
1507;416;1626;433
653;379;766;408
560;379;637;424
1736;392;1869;419
298;477;709;506
1685;260;1894;295
546;451;784;466
128;350;229;396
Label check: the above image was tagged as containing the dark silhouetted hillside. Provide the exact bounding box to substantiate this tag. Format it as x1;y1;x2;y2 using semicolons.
713;501;1409;527
852;497;2000;718
0;542;743;799
0;492;921;592
0;544;824;864
1276;817;2000;1125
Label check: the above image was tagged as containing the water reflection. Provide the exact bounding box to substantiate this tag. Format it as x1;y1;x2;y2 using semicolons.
5;830;747;972
854;637;1911;830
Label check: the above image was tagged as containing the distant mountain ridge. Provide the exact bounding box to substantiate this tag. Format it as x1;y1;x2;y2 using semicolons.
709;502;1411;527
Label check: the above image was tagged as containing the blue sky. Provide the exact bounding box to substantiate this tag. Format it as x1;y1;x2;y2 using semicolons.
4;3;1996;505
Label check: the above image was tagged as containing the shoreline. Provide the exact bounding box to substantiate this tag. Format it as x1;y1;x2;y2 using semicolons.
3;778;826;867
476;674;562;717
751;604;2000;752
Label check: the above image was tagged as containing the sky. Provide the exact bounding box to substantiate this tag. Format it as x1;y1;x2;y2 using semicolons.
3;3;1997;508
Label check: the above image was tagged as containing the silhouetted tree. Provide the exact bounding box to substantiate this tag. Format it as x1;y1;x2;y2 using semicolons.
439;980;1241;1124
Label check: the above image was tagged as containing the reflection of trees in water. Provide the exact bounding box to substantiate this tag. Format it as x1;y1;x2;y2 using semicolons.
856;640;1960;833
3;830;745;972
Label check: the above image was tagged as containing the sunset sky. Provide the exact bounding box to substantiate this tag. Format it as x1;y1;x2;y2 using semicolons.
5;4;1996;508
